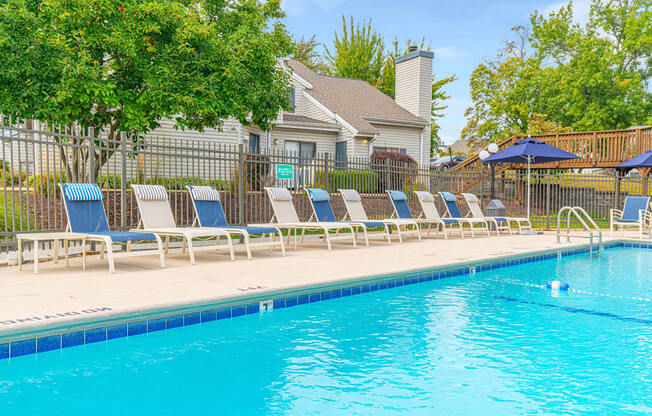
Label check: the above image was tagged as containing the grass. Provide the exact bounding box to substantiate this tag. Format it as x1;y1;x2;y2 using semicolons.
0;192;28;233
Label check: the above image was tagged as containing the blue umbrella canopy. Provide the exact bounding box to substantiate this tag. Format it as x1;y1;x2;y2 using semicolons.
616;150;652;168
483;137;579;164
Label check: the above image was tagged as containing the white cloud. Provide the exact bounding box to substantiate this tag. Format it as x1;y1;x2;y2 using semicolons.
540;0;592;24
281;0;344;16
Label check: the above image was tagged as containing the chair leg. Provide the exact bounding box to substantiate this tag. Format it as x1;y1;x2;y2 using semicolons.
82;239;86;271
18;238;22;271
165;235;170;254
100;242;105;259
33;241;39;274
155;235;166;268
53;239;59;264
384;225;391;244
182;237;187;254
185;236;196;265
225;234;235;260
396;225;403;243
324;228;332;251
105;241;115;274
243;232;252;260
361;226;369;247
278;232;286;256
64;239;69;266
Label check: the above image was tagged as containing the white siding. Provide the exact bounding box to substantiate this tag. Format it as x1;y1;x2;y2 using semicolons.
395;54;433;121
370;124;424;163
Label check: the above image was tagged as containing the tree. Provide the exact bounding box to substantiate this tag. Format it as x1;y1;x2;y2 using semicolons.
324;16;385;85
462;0;651;150
0;0;292;181
430;75;458;156
289;34;328;73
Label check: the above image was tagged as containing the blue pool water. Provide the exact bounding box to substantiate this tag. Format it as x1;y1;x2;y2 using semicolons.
1;247;651;415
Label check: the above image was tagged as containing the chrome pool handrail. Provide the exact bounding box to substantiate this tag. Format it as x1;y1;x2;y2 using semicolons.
557;206;603;258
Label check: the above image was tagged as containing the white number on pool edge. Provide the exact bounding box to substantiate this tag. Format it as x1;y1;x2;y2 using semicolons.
469;266;476;275
259;300;274;312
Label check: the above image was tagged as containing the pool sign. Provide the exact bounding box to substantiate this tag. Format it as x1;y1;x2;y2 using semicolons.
276;164;294;179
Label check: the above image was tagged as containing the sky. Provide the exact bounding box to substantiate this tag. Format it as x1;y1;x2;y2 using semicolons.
281;0;591;145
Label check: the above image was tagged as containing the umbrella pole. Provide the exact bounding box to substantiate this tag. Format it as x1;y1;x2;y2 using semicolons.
527;158;531;220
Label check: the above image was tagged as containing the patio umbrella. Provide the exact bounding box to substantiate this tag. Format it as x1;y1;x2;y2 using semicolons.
616;150;652;194
483;137;579;219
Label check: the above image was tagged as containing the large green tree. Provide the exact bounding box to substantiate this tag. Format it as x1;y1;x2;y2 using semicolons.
0;0;292;180
324;16;385;85
463;0;652;150
289;34;328;73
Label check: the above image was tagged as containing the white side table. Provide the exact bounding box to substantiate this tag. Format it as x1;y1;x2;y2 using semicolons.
17;232;88;274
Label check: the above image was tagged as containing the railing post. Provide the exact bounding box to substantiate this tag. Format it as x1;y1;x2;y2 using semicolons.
238;143;245;225
324;152;330;192
546;168;551;229
120;131;127;230
385;158;391;190
88;127;95;184
614;170;621;210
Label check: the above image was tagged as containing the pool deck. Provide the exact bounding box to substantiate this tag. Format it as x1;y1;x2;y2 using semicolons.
0;231;636;341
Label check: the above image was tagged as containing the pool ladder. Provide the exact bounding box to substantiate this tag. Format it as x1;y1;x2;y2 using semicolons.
557;206;603;258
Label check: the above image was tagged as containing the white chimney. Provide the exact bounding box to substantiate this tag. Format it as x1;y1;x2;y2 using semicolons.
395;47;434;121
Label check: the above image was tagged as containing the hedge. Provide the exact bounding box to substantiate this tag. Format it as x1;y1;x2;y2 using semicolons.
0;192;28;232
313;170;379;193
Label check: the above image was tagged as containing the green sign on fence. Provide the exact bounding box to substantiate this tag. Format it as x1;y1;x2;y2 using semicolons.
276;164;294;180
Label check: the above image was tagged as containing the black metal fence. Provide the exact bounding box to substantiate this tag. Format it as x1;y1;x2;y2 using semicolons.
1;121;650;253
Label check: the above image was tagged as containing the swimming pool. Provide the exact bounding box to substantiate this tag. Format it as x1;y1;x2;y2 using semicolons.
1;246;650;415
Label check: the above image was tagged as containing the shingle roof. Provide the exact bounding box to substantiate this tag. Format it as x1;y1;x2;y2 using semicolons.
286;60;427;135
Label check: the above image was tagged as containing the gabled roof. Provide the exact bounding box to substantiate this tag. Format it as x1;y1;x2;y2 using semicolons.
286;60;427;136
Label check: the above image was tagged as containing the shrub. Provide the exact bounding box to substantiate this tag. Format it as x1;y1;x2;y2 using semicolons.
370;151;418;191
1;160;27;185
402;182;427;196
139;176;231;191
313;170;379;193
243;154;271;191
25;172;66;195
97;174;122;189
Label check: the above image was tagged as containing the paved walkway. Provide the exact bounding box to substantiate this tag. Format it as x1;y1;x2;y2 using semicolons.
0;232;623;341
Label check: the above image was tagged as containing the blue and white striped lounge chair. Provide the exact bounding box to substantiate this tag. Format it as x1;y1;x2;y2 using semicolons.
438;192;491;238
413;191;464;239
131;184;235;264
59;183;165;273
610;196;651;239
461;193;531;235
386;190;456;239
339;189;420;243
186;185;285;258
305;187;390;246
251;187;356;251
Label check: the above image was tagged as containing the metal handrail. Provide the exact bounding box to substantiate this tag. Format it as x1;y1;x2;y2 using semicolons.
557;206;603;258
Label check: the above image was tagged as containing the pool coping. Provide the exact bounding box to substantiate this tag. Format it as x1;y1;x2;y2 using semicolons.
1;239;650;359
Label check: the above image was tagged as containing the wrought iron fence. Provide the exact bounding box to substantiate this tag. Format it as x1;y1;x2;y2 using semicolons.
1;121;650;253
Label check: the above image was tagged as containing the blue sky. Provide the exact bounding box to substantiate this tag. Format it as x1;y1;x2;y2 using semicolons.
281;0;590;144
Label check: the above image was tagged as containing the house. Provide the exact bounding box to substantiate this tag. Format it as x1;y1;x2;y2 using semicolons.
147;48;434;166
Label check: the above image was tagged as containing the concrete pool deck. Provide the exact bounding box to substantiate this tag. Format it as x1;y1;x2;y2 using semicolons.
0;232;634;341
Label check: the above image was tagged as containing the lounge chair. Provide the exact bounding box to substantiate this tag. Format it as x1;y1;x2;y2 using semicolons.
339;189;420;242
251;187;356;250
610;196;651;239
386;190;458;239
186;185;285;258
413;191;464;239
305;187;390;246
59;183;165;273
131;184;235;264
461;193;532;234
438;192;491;237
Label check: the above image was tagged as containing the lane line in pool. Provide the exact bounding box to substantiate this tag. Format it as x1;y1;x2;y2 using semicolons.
483;277;652;303
493;295;652;325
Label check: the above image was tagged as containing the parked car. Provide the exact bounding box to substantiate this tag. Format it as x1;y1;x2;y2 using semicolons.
429;157;440;169
432;155;467;171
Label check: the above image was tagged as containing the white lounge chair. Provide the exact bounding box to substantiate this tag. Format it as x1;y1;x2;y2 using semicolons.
438;192;491;237
386;190;461;239
250;187;357;250
413;191;464;239
339;189;420;243
461;193;532;234
131;184;235;264
59;183;165;273
610;196;651;239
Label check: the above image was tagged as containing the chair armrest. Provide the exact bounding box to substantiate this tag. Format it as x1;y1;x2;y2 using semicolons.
610;209;622;220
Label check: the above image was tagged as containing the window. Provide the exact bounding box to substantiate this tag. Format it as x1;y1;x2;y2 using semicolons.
284;140;315;158
335;141;347;169
248;133;260;154
374;146;406;154
288;87;295;113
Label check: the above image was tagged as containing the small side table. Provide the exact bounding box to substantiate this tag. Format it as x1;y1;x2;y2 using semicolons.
17;232;88;274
